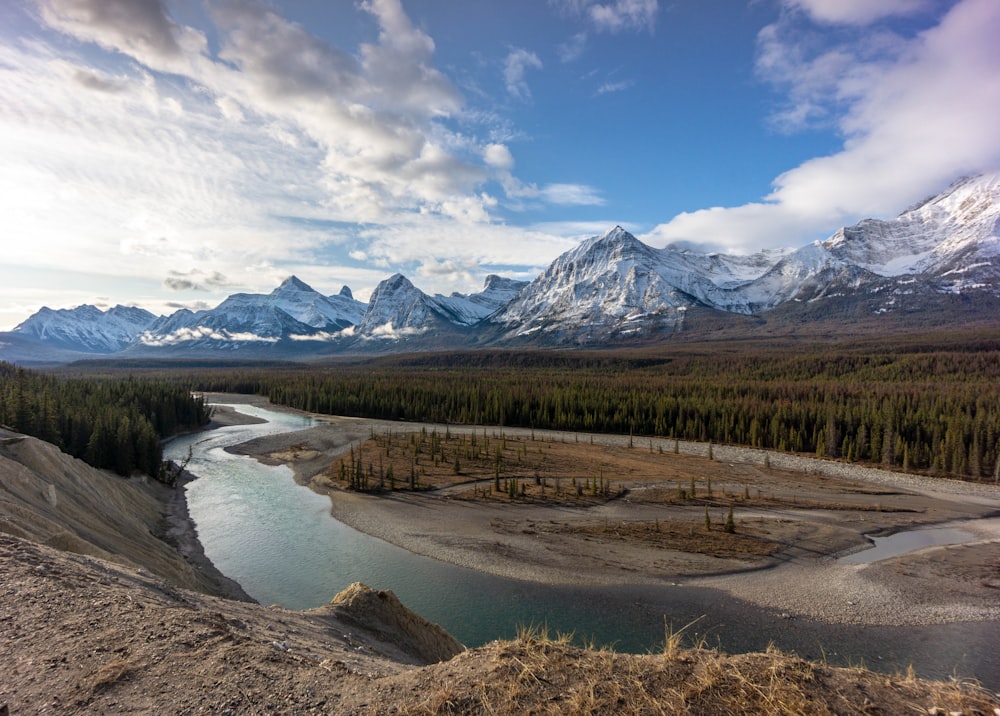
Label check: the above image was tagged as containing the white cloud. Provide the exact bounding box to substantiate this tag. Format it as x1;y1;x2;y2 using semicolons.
590;0;659;33
138;326;279;346
595;79;634;95
784;0;932;26
649;0;1000;252
483;143;515;170
557;32;588;63
366;322;427;340
2;0;589;329
38;0;188;60
540;183;606;206
504;48;543;99
550;0;658;34
353;219;578;297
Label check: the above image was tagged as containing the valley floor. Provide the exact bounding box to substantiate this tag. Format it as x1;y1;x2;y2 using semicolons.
212;395;1000;628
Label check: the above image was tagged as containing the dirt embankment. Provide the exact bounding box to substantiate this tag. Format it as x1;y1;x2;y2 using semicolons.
0;428;247;601
2;533;997;715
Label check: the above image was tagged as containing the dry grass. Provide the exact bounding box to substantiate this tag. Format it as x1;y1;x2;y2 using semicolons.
376;629;1000;716
88;658;135;694
334;429;922;513
548;518;779;558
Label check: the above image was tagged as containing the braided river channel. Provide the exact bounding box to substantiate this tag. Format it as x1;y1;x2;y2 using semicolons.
165;403;1000;688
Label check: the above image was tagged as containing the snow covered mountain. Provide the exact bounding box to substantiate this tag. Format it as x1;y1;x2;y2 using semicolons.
135;276;365;349
432;275;528;326
352;273;528;340
492;173;1000;341
492;227;696;342
12;304;156;353
356;274;448;339
720;173;1000;316
2;173;998;362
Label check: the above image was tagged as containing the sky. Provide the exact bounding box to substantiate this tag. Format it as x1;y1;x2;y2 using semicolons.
1;0;999;330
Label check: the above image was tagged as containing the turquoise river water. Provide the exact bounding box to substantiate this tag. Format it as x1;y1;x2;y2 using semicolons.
164;404;1000;688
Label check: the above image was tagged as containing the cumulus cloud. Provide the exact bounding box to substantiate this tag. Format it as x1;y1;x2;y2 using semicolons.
590;0;659;33
37;0;184;59
504;48;543;99
72;69;127;93
648;0;1000;252
32;0;497;233
483;143;515;170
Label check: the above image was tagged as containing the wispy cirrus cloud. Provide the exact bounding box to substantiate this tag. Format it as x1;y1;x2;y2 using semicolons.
549;0;659;34
503;47;543;99
595;78;634;95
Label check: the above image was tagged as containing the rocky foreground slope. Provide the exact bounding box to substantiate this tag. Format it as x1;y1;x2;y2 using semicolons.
2;427;999;714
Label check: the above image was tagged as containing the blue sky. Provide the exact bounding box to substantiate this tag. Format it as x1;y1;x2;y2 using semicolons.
1;0;999;330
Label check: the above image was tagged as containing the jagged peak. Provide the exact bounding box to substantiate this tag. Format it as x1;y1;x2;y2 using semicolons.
567;226;651;265
338;285;354;300
901;171;1000;216
483;274;524;291
592;225;636;245
380;273;415;290
276;275;315;293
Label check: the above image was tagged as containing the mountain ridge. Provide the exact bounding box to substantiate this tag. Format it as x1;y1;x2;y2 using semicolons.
4;172;1000;362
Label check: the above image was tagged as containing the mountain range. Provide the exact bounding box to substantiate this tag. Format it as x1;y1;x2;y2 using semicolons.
3;173;999;364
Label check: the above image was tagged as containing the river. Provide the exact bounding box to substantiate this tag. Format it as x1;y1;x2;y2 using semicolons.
165;403;1000;688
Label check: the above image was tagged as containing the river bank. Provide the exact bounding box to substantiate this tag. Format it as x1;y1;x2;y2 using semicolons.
204;393;1000;629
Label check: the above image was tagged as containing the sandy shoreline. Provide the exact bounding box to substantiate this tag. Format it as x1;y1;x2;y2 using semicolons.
197;394;1000;627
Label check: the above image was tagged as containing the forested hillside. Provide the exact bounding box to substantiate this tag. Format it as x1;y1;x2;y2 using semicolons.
177;336;1000;481
0;362;210;477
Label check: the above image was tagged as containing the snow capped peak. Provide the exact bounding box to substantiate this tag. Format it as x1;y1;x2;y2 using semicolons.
812;171;1000;280
359;273;437;336
275;275;315;294
493;226;693;340
14;303;156;353
5;173;998;360
133;275;366;350
578;225;645;254
483;274;521;291
432;275;529;326
382;273;414;290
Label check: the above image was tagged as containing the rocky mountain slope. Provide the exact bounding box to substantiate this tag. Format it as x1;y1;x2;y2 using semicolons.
3;172;999;361
12;304;155;353
134;276;366;351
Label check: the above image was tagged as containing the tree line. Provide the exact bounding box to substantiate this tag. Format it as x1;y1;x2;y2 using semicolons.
168;339;1000;482
0;362;210;478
